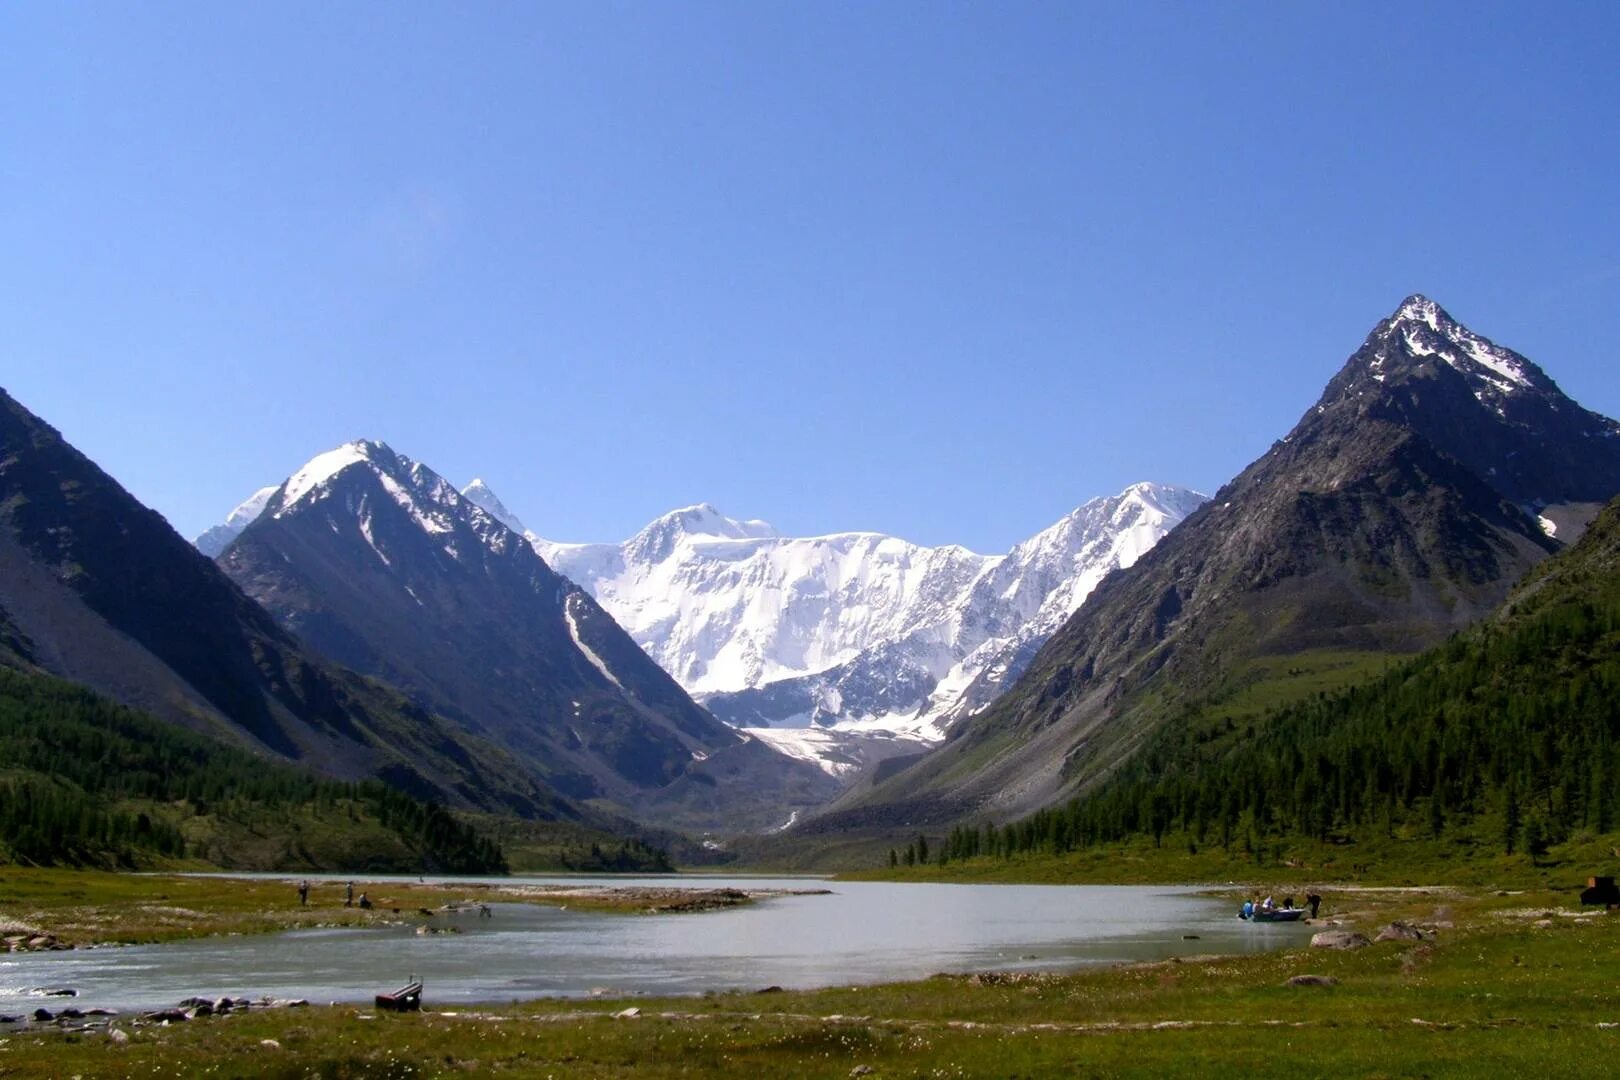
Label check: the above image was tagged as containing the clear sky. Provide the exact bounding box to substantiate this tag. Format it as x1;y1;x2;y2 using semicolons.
4;2;1617;553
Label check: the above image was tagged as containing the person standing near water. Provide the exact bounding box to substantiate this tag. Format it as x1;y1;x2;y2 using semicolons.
345;881;355;908
297;880;309;906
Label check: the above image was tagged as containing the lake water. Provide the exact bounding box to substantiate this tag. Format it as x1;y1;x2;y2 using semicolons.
0;875;1310;1013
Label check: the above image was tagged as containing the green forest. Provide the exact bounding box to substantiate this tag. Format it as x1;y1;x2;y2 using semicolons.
0;667;506;873
937;502;1620;871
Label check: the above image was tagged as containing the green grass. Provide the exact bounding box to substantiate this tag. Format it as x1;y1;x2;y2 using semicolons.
1193;648;1397;729
3;884;1616;1077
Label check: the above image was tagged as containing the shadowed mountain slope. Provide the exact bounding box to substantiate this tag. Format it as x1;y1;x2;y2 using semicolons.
219;442;838;832
0;389;564;818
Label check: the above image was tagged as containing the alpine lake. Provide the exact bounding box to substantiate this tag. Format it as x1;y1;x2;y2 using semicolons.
1;875;1301;1012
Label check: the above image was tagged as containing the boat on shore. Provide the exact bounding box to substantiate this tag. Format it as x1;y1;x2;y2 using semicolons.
1239;907;1306;923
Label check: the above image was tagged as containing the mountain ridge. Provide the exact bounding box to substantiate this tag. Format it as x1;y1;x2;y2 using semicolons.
0;388;563;819
219;438;840;833
806;295;1620;832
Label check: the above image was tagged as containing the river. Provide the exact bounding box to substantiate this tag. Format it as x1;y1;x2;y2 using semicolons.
0;875;1310;1012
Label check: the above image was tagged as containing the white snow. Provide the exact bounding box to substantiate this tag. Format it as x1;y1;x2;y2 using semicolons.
1538;515;1558;538
226;485;280;529
461;479;527;534
743;726;866;778
376;469;452;534
1393;295;1533;395
1461;337;1532;389
276;443;373;512
537;483;1206;769
358;509;392;567
563;593;626;692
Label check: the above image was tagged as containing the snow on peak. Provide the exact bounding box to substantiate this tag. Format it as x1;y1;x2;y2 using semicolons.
194;483;282;555
275;440;389;511
621;503;779;564
225;485;280;529
541;482;1205;736
661;503;777;540
1393;293;1444;331
1374;294;1537;398
460;479;528;535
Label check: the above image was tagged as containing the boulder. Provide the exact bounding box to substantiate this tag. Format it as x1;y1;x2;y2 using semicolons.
1310;931;1371;950
109;1028;130;1044
143;1009;188;1024
32;1008;52;1023
1375;922;1425;943
1284;975;1339;987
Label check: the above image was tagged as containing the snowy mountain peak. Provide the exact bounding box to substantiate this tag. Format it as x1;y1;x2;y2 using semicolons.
624;504;778;563
541;482;1207;754
272;440;392;513
1369;295;1541;397
460;478;528;535
194;483;282;556
1391;293;1445;331
225;485;280;529
1115;480;1208;520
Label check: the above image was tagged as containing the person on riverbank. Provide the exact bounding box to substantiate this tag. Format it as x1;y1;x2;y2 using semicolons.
297;880;309;907
345;881;354;908
1307;893;1322;919
357;892;372;910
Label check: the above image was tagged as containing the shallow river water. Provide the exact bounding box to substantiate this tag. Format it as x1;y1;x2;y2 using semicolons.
1;875;1311;1012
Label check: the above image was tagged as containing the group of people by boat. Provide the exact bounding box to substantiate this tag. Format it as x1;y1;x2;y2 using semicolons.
1238;893;1321;922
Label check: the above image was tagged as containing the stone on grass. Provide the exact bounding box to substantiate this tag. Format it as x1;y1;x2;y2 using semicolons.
1284;975;1339;988
109;1027;130;1044
1375;922;1425;943
614;1007;641;1019
1310;931;1371;950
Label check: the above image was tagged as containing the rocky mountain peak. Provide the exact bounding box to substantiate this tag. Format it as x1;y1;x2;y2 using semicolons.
1348;294;1547;404
1302;296;1620;510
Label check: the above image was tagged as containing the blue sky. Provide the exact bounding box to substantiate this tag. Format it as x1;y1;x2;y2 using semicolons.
4;2;1617;552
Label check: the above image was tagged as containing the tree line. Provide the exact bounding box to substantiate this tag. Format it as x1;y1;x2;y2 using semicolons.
0;666;505;872
931;509;1620;868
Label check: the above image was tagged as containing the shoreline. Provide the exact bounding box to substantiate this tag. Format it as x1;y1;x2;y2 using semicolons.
0;879;1612;1077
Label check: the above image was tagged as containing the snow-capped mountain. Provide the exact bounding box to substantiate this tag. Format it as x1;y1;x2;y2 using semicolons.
461;478;528;535
194;484;278;556
505;483;1205;773
822;294;1620;826
214;440;839;831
